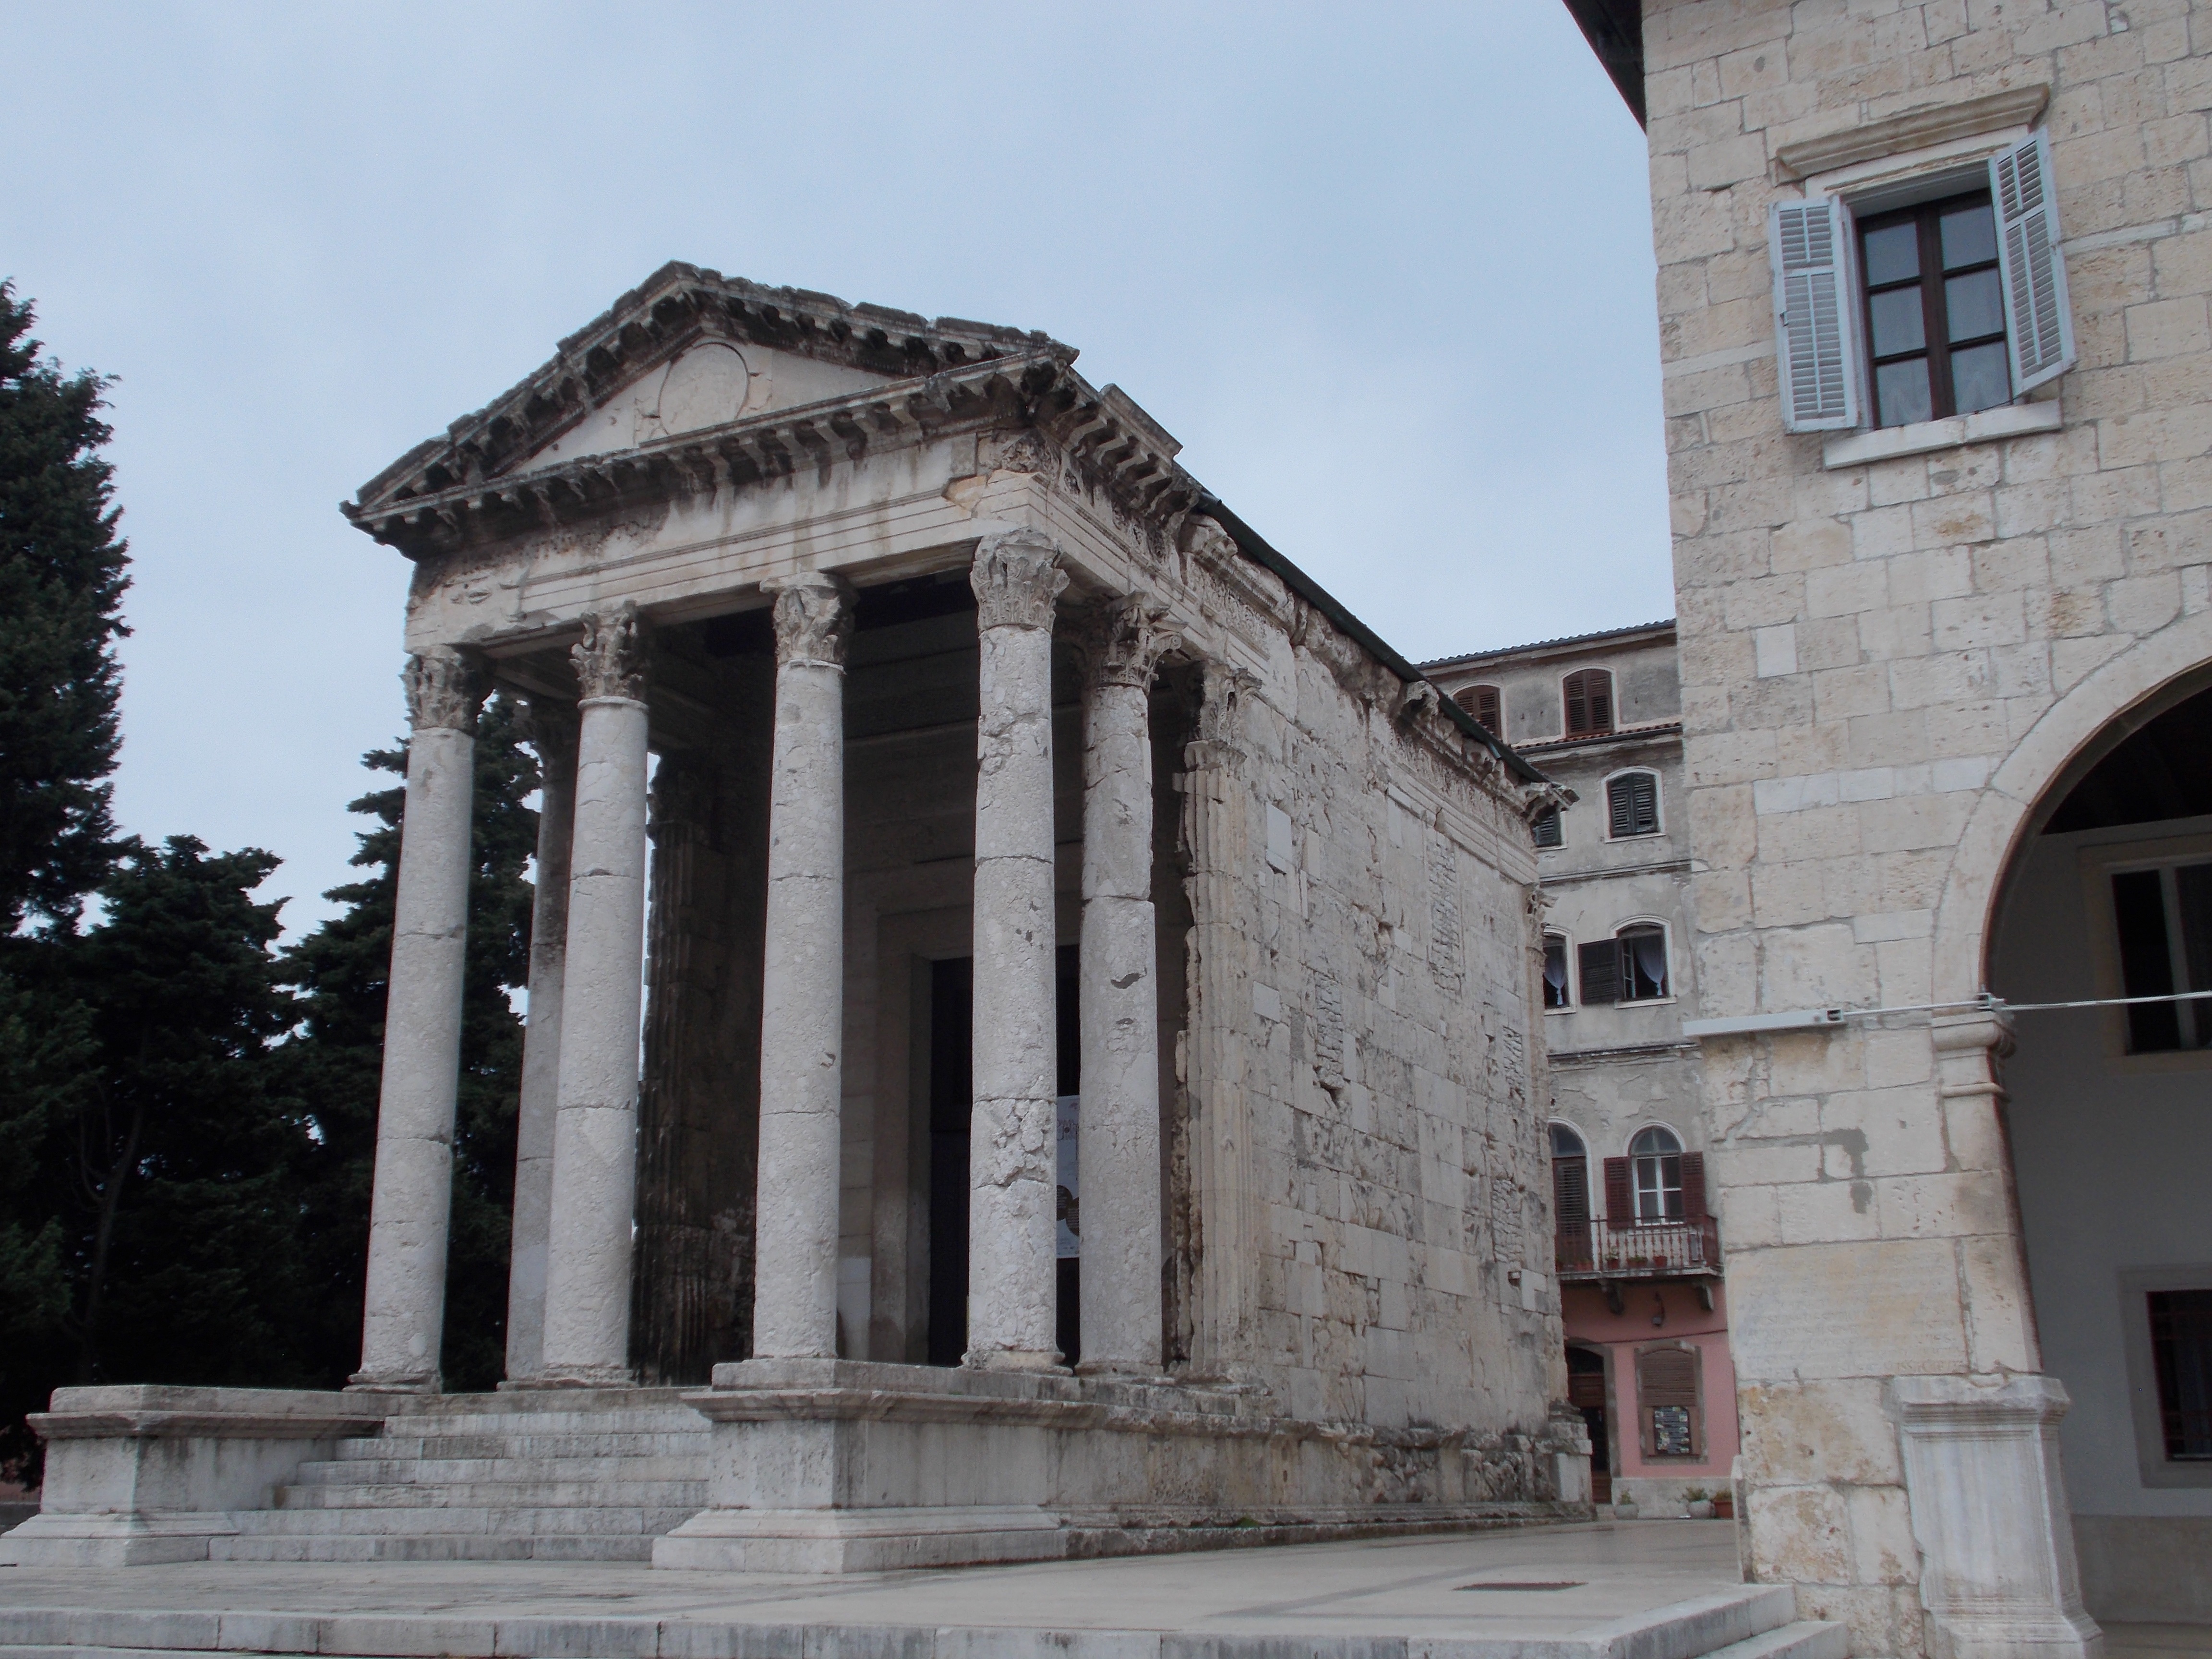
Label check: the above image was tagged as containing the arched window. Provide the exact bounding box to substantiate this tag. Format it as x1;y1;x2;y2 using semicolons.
1575;923;1671;1004
1542;933;1571;1009
1532;805;1563;849
1563;668;1614;737
1629;1126;1683;1222
1455;683;1503;735
1607;770;1660;838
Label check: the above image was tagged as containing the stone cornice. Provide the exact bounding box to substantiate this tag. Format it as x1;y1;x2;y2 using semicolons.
350;263;1074;523
1774;84;2050;182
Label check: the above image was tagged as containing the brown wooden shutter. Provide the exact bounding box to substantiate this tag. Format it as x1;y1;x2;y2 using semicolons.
1475;684;1501;733
1552;1155;1591;1232
1637;1345;1700;1407
1564;672;1589;736
1602;1156;1633;1225
1566;669;1615;735
1532;807;1563;849
1578;939;1620;1005
1679;1152;1707;1222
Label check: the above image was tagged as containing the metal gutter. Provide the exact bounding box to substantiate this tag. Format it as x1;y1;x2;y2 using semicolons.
1192;494;1550;787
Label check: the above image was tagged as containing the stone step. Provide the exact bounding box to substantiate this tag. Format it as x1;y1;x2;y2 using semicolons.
333;1433;709;1464
275;1478;707;1509
229;1503;701;1537
365;1408;708;1436
1700;1622;1853;1659
204;1531;657;1563
294;1453;707;1484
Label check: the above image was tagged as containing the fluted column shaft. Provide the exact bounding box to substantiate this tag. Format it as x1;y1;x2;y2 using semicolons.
1077;596;1177;1375
965;530;1069;1371
503;701;578;1383
751;572;855;1359
352;649;484;1392
541;607;652;1385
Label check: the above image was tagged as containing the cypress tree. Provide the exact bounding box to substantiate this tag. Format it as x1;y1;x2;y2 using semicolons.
0;283;129;932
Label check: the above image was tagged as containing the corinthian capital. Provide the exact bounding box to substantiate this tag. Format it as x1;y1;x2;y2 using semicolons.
402;648;485;734
971;529;1067;632
571;605;649;702
763;571;855;670
1083;590;1180;690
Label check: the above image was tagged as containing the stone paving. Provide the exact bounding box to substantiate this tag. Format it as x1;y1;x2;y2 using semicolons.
0;1520;1807;1657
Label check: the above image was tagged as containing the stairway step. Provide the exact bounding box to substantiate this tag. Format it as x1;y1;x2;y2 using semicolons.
337;1430;709;1460
205;1531;656;1563
231;1503;700;1537
1699;1622;1852;1659
276;1479;706;1509
294;1454;707;1484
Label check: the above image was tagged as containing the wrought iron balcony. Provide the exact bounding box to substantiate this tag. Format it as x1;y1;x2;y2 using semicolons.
1554;1216;1722;1283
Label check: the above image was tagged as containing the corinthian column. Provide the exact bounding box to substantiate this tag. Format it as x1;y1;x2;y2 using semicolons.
540;606;652;1385
966;529;1068;1371
503;699;578;1384
751;572;855;1359
351;648;485;1392
1077;594;1178;1375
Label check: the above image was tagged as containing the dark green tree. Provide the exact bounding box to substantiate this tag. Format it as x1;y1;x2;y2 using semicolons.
280;695;537;1391
0;282;129;933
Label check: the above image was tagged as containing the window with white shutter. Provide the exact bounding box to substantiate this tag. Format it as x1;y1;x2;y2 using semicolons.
1991;130;2076;394
1769;196;1862;432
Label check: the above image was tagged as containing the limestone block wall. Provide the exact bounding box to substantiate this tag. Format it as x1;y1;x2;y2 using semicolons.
1193;613;1560;1435
1641;0;2212;1649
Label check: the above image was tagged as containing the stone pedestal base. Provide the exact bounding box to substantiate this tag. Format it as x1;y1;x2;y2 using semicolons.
0;1387;387;1568
653;1358;1591;1574
1892;1374;2103;1659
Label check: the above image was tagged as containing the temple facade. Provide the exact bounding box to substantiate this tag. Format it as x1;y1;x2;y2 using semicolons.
4;268;1587;1572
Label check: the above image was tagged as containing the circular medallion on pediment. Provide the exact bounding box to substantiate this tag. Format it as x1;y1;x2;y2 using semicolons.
650;342;751;435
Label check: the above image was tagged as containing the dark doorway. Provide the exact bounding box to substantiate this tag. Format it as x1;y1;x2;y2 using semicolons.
1567;1346;1612;1503
925;948;1081;1368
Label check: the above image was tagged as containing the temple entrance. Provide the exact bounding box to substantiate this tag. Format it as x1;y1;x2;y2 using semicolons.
1988;675;2212;1625
924;948;1082;1367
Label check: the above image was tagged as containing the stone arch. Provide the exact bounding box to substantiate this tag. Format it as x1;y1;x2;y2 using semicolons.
1933;608;2212;1006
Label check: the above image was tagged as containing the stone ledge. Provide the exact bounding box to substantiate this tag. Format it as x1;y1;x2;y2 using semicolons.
1774;86;2051;181
1821;400;2064;469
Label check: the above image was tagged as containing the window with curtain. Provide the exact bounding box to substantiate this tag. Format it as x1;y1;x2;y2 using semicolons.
1607;771;1660;839
1543;935;1571;1009
1629;1125;1683;1223
1619;924;1669;1001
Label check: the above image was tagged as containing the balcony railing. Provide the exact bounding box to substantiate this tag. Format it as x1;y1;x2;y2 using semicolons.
1554;1216;1721;1281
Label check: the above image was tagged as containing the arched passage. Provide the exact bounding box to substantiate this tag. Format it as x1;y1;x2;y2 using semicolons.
1985;671;2212;1626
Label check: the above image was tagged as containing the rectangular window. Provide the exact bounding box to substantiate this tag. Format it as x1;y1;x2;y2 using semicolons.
1532;806;1563;849
1455;683;1502;735
2111;863;2212;1052
2149;1289;2212;1460
1543;937;1571;1009
1769;132;2074;436
1563;669;1614;737
1859;192;2010;429
1618;926;1670;1002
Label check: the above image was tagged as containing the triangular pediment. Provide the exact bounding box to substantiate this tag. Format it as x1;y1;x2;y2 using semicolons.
351;263;1074;519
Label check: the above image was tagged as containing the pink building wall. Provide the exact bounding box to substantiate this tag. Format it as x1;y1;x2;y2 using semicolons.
1562;1280;1739;1491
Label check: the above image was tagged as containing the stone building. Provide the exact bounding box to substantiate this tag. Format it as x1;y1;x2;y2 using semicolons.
3;266;1587;1571
1568;0;2212;1649
1429;622;1743;1519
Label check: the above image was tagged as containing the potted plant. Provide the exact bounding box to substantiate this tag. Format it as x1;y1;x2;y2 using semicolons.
1712;1488;1735;1520
1683;1486;1715;1519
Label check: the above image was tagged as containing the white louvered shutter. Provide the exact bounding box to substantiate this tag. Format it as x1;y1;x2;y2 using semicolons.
1769;197;1862;432
1991;131;2076;395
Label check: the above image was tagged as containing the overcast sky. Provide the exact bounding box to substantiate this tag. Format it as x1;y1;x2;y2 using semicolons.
2;2;1664;937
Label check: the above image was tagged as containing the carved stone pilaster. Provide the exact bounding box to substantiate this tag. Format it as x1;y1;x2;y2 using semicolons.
971;529;1067;631
572;605;649;702
402;649;485;734
1082;591;1179;690
764;572;854;669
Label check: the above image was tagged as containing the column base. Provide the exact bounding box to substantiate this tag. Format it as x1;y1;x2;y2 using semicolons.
344;1370;439;1394
501;1367;636;1390
654;1504;1065;1574
0;1510;237;1568
962;1349;1067;1374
